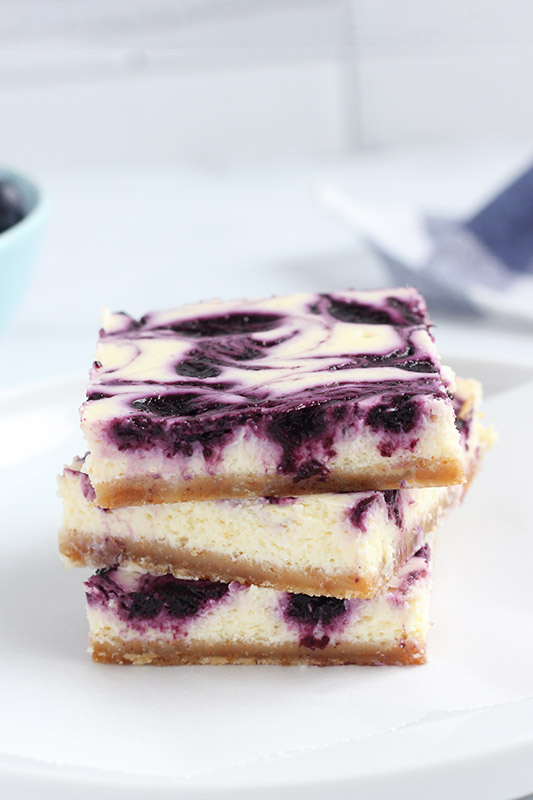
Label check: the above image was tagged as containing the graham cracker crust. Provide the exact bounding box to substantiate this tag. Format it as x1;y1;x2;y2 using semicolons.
93;458;465;509
89;635;426;667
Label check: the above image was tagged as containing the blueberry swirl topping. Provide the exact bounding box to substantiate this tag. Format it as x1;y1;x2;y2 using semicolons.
83;290;454;476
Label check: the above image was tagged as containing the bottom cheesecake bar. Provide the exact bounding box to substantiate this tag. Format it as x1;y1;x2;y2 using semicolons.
85;544;432;666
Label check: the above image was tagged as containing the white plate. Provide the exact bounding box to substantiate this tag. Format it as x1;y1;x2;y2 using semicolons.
1;358;532;800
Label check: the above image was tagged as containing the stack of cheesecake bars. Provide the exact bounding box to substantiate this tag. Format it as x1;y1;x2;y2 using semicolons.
58;289;491;666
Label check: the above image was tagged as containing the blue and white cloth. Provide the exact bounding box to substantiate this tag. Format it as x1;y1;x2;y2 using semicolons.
320;167;533;323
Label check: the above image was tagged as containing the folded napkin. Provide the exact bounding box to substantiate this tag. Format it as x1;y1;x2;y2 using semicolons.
319;165;533;323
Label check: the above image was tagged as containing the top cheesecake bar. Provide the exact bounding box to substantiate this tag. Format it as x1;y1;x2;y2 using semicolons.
81;289;465;507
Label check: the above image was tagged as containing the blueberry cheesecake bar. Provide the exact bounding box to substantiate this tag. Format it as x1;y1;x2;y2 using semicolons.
85;543;434;666
81;289;465;508
60;379;488;599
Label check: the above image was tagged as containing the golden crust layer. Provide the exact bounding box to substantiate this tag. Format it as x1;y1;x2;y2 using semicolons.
63;535;376;597
93;458;464;509
90;635;426;667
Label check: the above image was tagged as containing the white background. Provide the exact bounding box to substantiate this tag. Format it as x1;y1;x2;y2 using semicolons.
2;0;533;167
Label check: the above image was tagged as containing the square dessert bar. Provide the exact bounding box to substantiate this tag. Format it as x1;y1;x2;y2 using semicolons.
81;289;465;508
85;544;433;666
60;379;488;599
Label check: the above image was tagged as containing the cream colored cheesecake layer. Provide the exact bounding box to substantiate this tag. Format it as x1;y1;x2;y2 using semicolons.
86;548;432;666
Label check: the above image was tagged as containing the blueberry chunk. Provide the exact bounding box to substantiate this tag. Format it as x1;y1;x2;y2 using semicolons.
349;495;376;530
326;296;393;325
386;296;426;325
267;405;327;473
129;592;163;619
268;405;326;450
383;489;402;527
285;594;347;626
400;359;437;373
209;338;266;362
0;180;26;234
294;459;329;482
175;359;222;379
131;393;225;417
166;313;283;338
366;396;418;434
138;576;229;619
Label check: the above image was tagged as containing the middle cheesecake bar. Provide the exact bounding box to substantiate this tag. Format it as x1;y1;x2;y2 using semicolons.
59;381;486;599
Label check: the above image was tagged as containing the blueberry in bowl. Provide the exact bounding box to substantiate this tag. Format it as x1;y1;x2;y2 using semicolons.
0;168;46;332
0;180;26;234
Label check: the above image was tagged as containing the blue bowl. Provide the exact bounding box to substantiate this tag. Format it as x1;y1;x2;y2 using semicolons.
0;167;46;332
